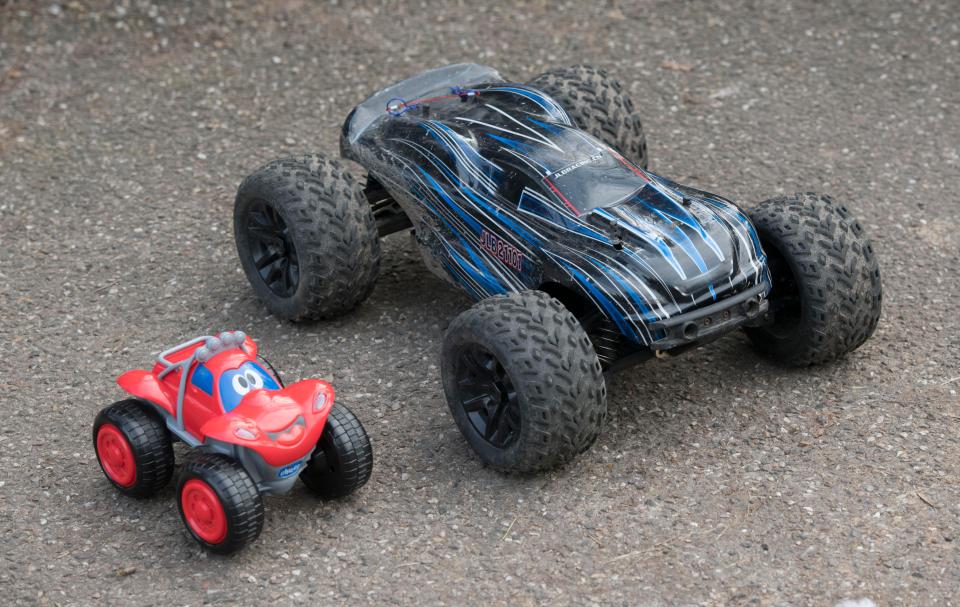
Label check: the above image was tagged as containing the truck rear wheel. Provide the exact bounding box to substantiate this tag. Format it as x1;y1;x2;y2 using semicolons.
234;153;380;321
745;193;882;365
528;65;648;169
441;290;607;473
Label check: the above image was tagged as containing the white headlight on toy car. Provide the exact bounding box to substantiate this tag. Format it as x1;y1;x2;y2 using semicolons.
233;425;259;440
313;391;327;412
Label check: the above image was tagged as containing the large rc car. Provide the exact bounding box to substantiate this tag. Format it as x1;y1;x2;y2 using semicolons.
93;331;372;553
232;64;882;473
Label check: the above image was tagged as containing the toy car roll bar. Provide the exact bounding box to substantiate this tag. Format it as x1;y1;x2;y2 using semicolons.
156;331;247;430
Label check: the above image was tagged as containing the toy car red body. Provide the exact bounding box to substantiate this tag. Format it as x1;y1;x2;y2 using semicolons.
93;331;372;553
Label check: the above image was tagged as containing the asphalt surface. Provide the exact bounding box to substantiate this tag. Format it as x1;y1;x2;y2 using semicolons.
1;1;958;605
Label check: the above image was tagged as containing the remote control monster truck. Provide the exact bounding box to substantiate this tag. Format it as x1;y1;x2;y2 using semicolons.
93;331;372;553
233;64;881;473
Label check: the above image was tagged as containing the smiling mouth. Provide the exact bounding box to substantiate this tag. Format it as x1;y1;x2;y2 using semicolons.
266;415;306;445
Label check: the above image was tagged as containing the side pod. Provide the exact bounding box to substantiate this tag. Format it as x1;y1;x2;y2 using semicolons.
116;370;176;416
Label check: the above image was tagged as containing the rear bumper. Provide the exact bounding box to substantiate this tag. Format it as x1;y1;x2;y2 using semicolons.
647;282;769;350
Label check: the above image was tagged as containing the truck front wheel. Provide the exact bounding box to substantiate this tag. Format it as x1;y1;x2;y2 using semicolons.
746;193;882;366
441;290;607;473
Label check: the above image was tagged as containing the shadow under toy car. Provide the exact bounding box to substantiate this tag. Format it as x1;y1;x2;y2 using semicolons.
233;64;882;473
93;331;372;553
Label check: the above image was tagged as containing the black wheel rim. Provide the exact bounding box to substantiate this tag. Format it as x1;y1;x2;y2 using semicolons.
246;200;299;297
763;241;802;338
455;346;521;449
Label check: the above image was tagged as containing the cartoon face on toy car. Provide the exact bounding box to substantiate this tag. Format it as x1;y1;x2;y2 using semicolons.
116;332;334;465
218;361;281;412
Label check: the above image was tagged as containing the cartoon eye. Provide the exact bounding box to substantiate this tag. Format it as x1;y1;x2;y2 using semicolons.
232;374;251;396
245;369;264;390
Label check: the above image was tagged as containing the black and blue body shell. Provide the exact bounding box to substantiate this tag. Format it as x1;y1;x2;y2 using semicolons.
342;64;771;359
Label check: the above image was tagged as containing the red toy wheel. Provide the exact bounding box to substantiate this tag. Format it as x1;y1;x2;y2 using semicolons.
180;479;228;545
96;423;137;487
92;400;175;498
176;455;264;554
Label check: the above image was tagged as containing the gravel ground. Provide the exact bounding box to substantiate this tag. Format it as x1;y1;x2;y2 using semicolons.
1;1;958;605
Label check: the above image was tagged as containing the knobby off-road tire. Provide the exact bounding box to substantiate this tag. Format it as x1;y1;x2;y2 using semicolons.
441;290;607;473
528;65;648;169
234;153;380;321
93;399;175;498
177;454;264;554
745;193;882;366
300;404;373;499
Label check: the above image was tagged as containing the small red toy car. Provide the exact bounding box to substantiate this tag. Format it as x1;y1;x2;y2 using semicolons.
93;331;372;553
